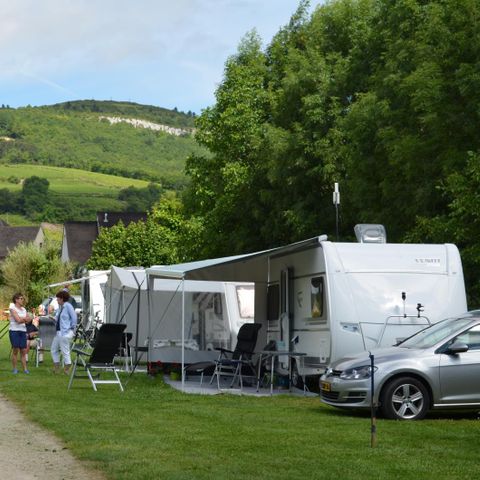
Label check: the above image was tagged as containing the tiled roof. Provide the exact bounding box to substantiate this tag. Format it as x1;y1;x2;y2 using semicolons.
63;213;147;265
63;222;98;264
0;226;43;259
96;212;147;229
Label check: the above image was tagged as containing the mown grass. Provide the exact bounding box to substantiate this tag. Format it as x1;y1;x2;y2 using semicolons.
0;333;479;480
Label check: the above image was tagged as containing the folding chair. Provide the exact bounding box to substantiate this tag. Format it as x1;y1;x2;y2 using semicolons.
211;323;262;390
183;323;262;388
116;332;133;372
68;323;126;392
36;316;57;367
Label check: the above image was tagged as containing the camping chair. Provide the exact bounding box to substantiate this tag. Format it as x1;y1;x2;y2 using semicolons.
35;316;57;367
211;323;262;390
183;323;261;389
68;323;126;392
115;332;133;372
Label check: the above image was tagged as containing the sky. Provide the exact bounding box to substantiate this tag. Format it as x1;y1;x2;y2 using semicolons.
0;0;323;114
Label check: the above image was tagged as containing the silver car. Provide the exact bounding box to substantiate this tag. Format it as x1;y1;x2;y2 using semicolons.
320;311;480;420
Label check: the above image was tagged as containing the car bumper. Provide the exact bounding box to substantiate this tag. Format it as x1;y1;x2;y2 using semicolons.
320;376;373;408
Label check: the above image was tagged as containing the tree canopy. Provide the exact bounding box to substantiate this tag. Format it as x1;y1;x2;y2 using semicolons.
182;0;480;305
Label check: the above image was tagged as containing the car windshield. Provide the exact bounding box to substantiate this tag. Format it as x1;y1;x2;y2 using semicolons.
398;316;474;349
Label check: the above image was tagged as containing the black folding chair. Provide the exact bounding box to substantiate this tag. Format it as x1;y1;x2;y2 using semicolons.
68;323;126;392
212;323;262;389
183;323;262;388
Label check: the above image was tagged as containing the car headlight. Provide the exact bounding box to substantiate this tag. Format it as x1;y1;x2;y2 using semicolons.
339;365;377;380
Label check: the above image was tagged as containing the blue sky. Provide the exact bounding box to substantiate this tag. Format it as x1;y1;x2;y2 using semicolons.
1;0;323;114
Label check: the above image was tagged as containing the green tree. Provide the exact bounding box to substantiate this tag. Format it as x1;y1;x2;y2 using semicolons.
184;30;272;257
0;241;72;308
408;151;480;308
118;183;163;211
21;176;50;219
87;193;200;269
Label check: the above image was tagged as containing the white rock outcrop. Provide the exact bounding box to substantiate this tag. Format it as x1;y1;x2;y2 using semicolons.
99;116;192;136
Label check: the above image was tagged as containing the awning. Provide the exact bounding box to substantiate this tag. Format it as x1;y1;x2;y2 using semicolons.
146;235;326;283
46;271;110;289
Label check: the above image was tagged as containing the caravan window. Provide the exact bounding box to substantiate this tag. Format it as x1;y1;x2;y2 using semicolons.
236;285;254;319
311;277;324;318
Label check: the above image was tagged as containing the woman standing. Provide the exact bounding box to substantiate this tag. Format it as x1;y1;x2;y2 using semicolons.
9;293;32;374
51;290;77;374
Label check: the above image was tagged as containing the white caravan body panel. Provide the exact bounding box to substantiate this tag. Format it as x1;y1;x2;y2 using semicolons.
266;241;467;376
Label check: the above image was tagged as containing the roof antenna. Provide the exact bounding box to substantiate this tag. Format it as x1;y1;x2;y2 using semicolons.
332;182;340;241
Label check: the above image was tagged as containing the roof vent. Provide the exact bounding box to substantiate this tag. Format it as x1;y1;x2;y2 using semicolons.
354;224;387;243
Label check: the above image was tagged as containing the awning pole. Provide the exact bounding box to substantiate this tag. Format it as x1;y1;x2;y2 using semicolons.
181;275;185;392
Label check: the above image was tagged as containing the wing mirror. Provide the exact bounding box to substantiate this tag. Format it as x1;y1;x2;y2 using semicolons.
446;342;469;354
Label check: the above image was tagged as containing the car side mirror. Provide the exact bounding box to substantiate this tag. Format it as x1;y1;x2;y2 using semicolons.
446;342;469;354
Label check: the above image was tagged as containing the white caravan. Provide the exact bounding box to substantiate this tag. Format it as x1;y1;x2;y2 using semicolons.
81;270;109;327
264;237;467;383
147;226;467;384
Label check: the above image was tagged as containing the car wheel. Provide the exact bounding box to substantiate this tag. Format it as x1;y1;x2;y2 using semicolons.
291;361;304;390
380;376;430;420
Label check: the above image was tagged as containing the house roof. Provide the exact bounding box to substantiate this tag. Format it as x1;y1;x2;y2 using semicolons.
63;222;98;264
96;212;147;229
63;212;147;265
0;226;43;259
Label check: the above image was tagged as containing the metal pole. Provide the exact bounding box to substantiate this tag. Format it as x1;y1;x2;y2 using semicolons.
181;276;185;392
333;182;340;241
369;351;377;448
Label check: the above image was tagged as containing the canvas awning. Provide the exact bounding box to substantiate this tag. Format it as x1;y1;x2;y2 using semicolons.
145;235;326;391
146;235;326;283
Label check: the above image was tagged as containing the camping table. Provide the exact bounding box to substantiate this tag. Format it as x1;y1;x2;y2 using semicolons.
256;351;306;395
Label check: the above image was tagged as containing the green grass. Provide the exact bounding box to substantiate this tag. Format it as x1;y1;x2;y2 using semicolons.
0;164;148;194
1;334;480;479
0;164;150;219
0;212;36;226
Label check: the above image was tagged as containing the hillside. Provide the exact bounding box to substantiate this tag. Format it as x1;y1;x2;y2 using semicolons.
0;164;150;223
0;100;208;189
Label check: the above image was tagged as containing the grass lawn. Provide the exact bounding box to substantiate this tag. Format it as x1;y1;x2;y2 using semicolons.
0;332;480;479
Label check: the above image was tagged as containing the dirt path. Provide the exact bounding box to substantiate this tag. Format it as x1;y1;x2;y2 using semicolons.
0;393;106;480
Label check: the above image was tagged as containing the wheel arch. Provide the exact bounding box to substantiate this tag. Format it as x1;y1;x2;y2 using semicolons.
378;372;434;409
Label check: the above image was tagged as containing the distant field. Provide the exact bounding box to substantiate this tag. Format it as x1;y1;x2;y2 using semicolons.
0;164;151;221
0;164;148;194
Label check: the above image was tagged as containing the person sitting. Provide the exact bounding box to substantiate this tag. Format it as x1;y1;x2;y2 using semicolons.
25;315;40;363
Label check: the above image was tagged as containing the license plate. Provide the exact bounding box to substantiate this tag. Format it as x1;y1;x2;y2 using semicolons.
321;381;331;392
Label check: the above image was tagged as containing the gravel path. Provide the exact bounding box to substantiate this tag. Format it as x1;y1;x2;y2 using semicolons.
0;393;106;480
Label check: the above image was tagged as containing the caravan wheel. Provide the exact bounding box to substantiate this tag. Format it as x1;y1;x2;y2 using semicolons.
291;361;304;390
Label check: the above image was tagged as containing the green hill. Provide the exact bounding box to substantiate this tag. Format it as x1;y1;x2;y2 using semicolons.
0;164;150;223
0;100;208;189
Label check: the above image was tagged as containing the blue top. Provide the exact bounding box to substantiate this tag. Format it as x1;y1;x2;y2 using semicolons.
55;302;77;335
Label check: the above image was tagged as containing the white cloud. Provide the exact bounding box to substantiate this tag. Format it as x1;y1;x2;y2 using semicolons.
0;0;323;111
